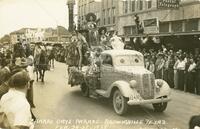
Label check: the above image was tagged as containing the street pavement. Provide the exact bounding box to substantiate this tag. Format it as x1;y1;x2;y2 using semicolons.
32;61;200;129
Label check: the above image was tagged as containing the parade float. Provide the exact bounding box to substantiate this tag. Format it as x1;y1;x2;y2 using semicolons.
68;13;171;115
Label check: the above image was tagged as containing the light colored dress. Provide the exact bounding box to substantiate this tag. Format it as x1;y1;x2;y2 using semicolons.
110;35;124;50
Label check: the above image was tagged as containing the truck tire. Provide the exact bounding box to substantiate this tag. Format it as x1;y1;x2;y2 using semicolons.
153;102;167;112
113;89;128;115
80;83;89;97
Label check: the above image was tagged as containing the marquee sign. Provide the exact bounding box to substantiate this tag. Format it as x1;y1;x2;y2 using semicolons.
157;0;180;9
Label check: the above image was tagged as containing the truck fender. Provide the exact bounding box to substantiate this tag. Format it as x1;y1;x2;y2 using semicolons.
109;80;135;98
154;79;171;98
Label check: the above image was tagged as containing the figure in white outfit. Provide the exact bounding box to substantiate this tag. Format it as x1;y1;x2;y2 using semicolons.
110;32;124;50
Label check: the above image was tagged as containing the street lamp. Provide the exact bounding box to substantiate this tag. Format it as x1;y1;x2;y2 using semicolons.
67;0;75;32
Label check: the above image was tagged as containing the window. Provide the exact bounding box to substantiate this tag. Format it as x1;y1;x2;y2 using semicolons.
138;0;143;10
131;0;135;12
124;25;137;35
147;0;152;9
102;54;113;66
123;0;128;14
185;19;199;32
171;20;183;32
159;22;169;33
139;0;143;10
112;8;116;24
102;9;106;25
124;26;132;35
107;8;111;24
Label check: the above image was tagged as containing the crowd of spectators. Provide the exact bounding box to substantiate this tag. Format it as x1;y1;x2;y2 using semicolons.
139;45;200;95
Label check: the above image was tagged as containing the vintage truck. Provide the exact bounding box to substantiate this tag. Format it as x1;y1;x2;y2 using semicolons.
70;49;171;115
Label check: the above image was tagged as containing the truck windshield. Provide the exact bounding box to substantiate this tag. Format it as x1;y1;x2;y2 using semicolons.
114;55;144;66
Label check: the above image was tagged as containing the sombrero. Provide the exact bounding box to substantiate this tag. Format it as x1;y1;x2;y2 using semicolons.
86;13;97;22
98;27;107;35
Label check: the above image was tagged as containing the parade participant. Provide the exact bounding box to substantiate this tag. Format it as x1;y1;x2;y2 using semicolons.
98;27;111;50
186;58;196;93
66;32;82;86
195;56;200;95
13;42;26;58
26;56;36;108
0;71;34;129
167;55;175;88
173;55;180;89
33;43;42;66
149;59;155;73
86;13;99;47
85;48;102;98
177;55;186;91
155;53;165;79
0;62;12;98
110;31;124;50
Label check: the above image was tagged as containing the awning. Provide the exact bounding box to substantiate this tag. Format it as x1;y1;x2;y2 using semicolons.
121;31;200;38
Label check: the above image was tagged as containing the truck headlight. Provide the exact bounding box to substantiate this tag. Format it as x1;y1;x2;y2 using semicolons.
129;80;137;88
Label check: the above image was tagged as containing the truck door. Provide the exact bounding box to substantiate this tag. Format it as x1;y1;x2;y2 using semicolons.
100;54;114;90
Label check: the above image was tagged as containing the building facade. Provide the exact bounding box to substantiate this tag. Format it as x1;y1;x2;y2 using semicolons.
118;0;200;36
118;0;200;49
78;0;200;49
10;28;45;44
77;0;120;31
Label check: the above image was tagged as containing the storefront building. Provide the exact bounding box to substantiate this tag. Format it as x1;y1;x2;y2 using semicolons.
77;0;120;32
118;0;200;50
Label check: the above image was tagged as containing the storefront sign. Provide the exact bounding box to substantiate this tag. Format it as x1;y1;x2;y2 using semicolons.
143;18;159;34
157;0;180;9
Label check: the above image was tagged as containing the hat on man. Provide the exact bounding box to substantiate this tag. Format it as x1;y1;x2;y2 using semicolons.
10;71;30;88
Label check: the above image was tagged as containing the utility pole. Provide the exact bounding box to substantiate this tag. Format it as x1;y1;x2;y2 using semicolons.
67;0;75;32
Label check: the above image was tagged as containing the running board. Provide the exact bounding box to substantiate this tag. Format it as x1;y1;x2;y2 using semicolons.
95;89;109;97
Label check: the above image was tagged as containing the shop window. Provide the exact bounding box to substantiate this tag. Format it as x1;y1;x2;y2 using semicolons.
159;22;169;33
172;20;183;32
131;26;137;35
124;25;137;35
124;26;132;35
185;19;199;32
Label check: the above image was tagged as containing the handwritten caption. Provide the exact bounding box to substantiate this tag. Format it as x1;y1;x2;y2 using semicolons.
34;119;179;129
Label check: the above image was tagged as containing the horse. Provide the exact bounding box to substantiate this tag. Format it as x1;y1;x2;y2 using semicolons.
34;49;48;82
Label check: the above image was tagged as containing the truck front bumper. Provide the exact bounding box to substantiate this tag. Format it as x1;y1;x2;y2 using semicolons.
127;97;171;105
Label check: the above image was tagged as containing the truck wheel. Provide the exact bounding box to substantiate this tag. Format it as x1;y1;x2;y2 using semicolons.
81;83;89;97
153;102;167;112
113;90;128;115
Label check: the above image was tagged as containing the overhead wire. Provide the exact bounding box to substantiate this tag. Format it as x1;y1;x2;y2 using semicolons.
30;0;59;26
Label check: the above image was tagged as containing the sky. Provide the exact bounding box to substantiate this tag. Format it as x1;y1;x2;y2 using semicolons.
0;0;78;38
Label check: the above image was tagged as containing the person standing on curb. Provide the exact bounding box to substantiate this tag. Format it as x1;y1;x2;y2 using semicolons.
0;71;34;129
